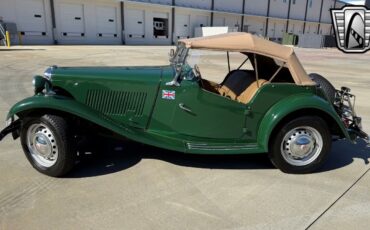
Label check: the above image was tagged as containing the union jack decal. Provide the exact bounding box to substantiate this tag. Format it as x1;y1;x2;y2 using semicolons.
162;90;176;100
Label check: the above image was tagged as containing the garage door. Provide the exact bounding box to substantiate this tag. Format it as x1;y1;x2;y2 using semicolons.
275;22;286;38
288;23;303;34
214;17;226;26
268;21;285;39
245;18;265;35
194;15;209;28
126;9;145;39
59;3;85;37
175;14;190;39
96;6;118;38
15;0;47;36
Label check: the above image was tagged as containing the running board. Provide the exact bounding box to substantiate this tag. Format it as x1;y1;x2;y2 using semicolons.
186;142;258;151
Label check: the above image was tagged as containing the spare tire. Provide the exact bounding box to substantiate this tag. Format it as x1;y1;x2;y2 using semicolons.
309;73;336;103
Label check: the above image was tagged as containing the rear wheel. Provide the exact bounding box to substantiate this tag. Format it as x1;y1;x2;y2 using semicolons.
20;114;76;177
269;116;332;174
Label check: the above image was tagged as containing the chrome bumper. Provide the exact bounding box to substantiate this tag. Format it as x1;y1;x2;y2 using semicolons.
335;87;369;145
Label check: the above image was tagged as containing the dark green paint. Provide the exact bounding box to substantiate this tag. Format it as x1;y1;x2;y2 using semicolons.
6;65;352;154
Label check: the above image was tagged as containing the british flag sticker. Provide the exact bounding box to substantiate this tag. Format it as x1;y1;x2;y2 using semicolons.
162;90;176;100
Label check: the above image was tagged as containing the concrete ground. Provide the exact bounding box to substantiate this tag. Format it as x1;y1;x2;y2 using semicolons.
0;45;369;230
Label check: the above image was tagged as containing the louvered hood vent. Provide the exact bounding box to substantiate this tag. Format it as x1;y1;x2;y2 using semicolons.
86;90;147;116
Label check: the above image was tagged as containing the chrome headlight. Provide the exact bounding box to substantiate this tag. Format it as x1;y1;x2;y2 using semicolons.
33;75;47;94
43;65;57;80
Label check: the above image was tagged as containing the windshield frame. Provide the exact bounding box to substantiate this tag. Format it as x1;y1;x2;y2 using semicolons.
167;44;190;86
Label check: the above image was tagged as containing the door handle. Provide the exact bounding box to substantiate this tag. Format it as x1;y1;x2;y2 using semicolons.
179;103;192;113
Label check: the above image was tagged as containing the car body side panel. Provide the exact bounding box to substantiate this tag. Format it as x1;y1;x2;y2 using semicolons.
6;95;263;154
149;79;248;140
6;95;187;152
6;82;350;155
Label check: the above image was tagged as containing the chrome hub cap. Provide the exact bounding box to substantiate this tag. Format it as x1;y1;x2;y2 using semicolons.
27;124;58;167
281;126;323;166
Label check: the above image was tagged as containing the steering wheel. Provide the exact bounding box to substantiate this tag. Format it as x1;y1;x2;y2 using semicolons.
193;64;204;88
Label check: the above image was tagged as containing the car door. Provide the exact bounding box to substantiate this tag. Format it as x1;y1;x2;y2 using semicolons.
169;80;248;140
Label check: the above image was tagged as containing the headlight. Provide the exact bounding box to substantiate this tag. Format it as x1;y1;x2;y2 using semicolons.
33;75;47;94
43;65;57;80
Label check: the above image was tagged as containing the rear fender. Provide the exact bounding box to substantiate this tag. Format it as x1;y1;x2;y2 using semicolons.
257;94;351;152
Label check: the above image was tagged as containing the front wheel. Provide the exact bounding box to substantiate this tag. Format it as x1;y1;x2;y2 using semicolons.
20;114;76;177
269;116;332;174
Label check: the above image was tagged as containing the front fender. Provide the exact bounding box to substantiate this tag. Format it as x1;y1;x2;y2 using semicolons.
257;94;351;152
7;95;137;139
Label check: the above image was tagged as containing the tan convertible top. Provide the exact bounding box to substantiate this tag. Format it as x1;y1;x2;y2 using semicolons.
179;32;315;86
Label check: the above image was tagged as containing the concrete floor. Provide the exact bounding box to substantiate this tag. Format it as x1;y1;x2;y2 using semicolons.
0;45;369;230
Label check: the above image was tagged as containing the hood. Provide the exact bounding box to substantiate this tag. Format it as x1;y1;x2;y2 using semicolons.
45;65;174;103
48;65;170;82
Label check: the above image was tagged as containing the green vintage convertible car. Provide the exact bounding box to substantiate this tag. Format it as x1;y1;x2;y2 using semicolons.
0;32;368;177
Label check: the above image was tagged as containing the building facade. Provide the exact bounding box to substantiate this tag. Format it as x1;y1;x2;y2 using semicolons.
0;0;347;45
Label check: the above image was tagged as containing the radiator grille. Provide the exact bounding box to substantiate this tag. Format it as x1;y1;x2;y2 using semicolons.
86;90;147;116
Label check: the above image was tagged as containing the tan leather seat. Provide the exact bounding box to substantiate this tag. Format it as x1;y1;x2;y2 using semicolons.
217;70;255;100
237;79;268;104
218;85;237;100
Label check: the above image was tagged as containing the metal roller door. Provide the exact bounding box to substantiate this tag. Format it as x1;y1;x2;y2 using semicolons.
214;17;226;26
58;3;85;38
268;21;286;40
96;6;118;39
15;0;51;43
175;14;190;40
126;9;145;39
194;15;209;28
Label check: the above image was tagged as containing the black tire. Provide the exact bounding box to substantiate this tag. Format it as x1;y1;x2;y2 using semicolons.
20;114;76;177
269;116;332;174
309;73;336;103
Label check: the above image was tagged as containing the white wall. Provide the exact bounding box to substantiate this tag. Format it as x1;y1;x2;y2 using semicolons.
306;0;321;22
0;0;341;45
214;0;243;14
131;0;172;6
289;0;306;21
175;0;212;10
0;0;54;44
245;0;268;16
269;0;289;19
321;0;335;23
